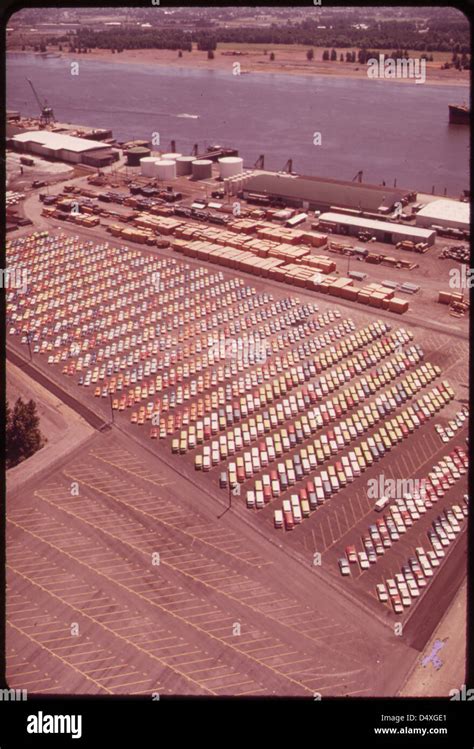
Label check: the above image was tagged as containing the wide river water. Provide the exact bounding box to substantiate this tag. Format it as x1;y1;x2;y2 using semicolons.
7;53;470;195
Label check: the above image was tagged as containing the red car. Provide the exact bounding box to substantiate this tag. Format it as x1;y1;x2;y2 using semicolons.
345;545;358;564
299;487;308;503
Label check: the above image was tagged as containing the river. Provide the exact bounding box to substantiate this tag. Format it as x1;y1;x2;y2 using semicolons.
7;53;470;195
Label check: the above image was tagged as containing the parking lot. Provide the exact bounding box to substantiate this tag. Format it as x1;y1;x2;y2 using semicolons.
8;430;412;697
6;227;469;694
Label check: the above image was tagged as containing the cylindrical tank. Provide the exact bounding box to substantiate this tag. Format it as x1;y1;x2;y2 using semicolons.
229;178;238;196
140;157;158;176
218;156;244;179
161;152;182;161
126;146;151;167
192;159;213;180
154;159;177;180
175;156;195;176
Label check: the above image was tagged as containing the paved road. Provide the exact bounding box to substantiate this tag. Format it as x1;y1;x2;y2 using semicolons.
7;430;417;697
7;347;108;432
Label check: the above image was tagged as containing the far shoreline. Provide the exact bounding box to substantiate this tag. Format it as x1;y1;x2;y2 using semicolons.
7;47;471;88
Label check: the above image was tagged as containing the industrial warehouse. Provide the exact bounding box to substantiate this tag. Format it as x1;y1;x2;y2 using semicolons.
415;198;470;232
318;212;436;246
9;130;120;167
241;172;415;214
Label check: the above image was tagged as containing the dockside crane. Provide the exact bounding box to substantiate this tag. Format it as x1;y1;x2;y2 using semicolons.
254;154;265;170
352;170;363;183
26;78;55;126
282;158;293;174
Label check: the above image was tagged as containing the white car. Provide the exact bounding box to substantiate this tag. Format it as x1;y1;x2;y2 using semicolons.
451;505;464;522
376;583;388;602
358;551;370;570
339;559;351;576
426;550;440;568
407;579;420;598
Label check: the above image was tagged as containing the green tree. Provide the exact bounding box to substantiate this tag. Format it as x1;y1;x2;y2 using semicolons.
270;52;275;60
330;48;337;61
322;49;329;60
306;48;314;61
207;49;214;59
6;398;45;469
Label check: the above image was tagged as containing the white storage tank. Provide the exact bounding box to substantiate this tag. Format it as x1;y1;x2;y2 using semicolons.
175;156;195;176
140;157;159;176
218;156;244;179
154;159;177;180
161;152;183;161
192;159;213;180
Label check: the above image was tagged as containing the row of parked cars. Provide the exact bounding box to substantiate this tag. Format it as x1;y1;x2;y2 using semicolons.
180;323;409;449
136;318;387;436
227;351;430;491
8;234;246;357
10;234;333;425
150;321;416;443
190;335;421;466
272;380;455;531
435;407;469;443
99;295;315;402
339;446;468;573
377;495;468;613
83;294;299;394
233;357;435;493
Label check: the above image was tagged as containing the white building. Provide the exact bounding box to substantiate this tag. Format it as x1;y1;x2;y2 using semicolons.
12;131;112;164
318;212;436;246
415;199;470;232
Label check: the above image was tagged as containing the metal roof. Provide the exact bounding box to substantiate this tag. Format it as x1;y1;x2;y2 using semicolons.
243;173;408;212
416;199;470;226
13;130;110;153
319;212;435;239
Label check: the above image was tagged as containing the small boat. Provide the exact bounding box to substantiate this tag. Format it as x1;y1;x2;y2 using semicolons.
448;104;470;125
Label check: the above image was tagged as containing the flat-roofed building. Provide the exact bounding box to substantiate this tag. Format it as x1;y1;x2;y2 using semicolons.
318;212;436;246
11;130;117;165
242;172;414;214
415;199;470;232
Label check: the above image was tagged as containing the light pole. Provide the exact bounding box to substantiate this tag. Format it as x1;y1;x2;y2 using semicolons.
229;481;240;508
109;390;115;423
24;330;32;361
